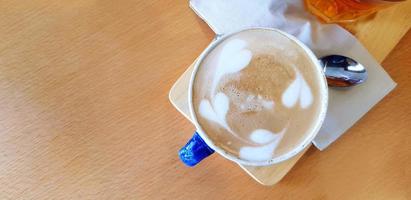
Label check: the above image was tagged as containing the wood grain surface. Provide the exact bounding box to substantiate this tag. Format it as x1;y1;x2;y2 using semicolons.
0;0;410;199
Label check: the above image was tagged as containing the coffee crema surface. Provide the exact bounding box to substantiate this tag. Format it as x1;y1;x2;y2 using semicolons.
192;29;325;163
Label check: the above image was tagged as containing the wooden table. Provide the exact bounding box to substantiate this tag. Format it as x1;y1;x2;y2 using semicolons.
0;1;410;199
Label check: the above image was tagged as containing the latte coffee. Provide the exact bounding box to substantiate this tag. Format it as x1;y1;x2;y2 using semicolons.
191;28;327;164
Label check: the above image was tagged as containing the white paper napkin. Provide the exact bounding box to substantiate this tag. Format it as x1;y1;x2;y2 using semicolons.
190;0;396;150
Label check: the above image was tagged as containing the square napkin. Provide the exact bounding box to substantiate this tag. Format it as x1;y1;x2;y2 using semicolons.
190;0;396;150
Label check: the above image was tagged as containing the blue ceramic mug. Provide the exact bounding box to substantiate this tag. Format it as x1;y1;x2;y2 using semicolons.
179;28;328;167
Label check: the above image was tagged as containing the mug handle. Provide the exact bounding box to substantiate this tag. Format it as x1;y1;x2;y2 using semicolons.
179;132;215;167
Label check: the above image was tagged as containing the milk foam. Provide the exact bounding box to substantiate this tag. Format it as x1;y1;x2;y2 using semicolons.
199;92;249;143
199;37;304;160
199;92;232;132
194;29;321;163
281;68;313;109
239;94;274;113
199;39;255;141
239;128;286;162
226;86;274;113
258;95;275;109
211;39;252;95
250;129;280;144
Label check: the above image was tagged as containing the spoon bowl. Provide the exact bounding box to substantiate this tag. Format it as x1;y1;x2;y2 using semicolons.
320;55;368;87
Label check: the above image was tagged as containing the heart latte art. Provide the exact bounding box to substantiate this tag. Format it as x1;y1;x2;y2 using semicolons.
192;29;325;162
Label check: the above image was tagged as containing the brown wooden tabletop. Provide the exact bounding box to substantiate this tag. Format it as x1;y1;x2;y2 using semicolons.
0;1;410;199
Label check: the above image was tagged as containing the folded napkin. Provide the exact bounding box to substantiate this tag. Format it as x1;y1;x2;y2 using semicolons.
190;0;396;150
